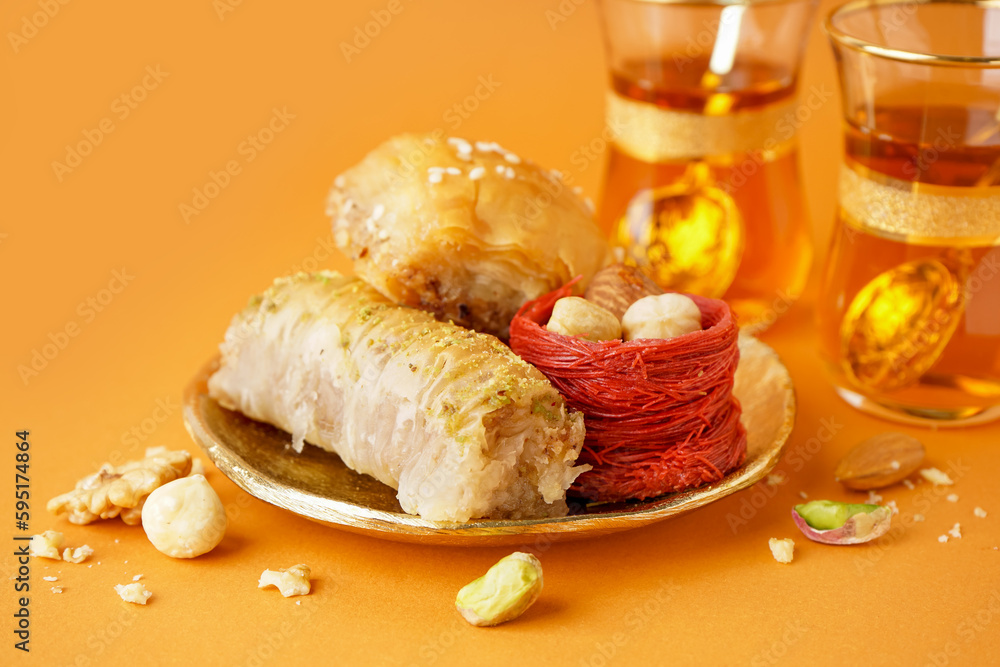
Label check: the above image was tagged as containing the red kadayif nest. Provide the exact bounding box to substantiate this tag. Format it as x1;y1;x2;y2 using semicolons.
509;284;746;502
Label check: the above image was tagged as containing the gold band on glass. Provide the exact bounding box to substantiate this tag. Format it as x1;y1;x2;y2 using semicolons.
826;0;1000;68
606;91;798;163
839;164;1000;245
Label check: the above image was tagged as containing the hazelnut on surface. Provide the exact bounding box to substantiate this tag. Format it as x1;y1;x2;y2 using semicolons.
141;474;227;559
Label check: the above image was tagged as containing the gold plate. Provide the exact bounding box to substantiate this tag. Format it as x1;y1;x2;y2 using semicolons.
182;335;795;546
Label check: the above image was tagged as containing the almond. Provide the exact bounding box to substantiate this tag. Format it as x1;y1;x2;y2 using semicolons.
835;432;925;490
584;263;663;320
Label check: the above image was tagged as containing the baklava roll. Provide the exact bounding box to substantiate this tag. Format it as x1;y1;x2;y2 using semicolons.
208;272;588;522
327;133;613;338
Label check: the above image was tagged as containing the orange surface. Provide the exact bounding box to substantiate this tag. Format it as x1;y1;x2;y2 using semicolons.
3;1;999;665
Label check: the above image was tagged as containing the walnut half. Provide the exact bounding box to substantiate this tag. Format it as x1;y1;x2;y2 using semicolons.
47;450;192;525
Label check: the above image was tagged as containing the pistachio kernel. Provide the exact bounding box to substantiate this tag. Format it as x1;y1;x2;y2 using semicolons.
792;500;892;545
455;552;543;627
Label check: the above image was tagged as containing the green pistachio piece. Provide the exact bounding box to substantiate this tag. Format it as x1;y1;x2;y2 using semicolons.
793;500;881;530
455;552;543;627
792;500;892;545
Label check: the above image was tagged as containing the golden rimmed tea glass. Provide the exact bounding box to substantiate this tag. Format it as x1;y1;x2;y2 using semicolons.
819;0;1000;425
597;0;817;331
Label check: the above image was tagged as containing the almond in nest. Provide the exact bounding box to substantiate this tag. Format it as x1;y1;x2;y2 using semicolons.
834;432;925;490
583;263;663;320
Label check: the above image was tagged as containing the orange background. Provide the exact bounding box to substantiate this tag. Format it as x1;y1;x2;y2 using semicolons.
3;1;999;665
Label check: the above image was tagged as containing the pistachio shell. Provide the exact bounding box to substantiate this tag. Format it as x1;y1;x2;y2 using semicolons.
792;502;892;545
835;432;925;490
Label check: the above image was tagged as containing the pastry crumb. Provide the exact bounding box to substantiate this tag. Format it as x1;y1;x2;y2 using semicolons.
903;479;915;490
974;507;988;518
946;494;959;503
115;583;152;605
29;531;64;560
51;586;63;594
920;468;954;486
63;545;94;564
132;574;144;581
885;500;899;515
765;471;786;486
867;490;883;504
798;491;808;500
948;523;962;539
938;535;949;543
768;538;795;564
42;576;58;582
913;513;925;522
258;564;312;597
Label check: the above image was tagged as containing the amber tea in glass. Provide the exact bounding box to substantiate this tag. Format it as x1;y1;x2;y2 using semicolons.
819;0;1000;425
597;0;817;331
